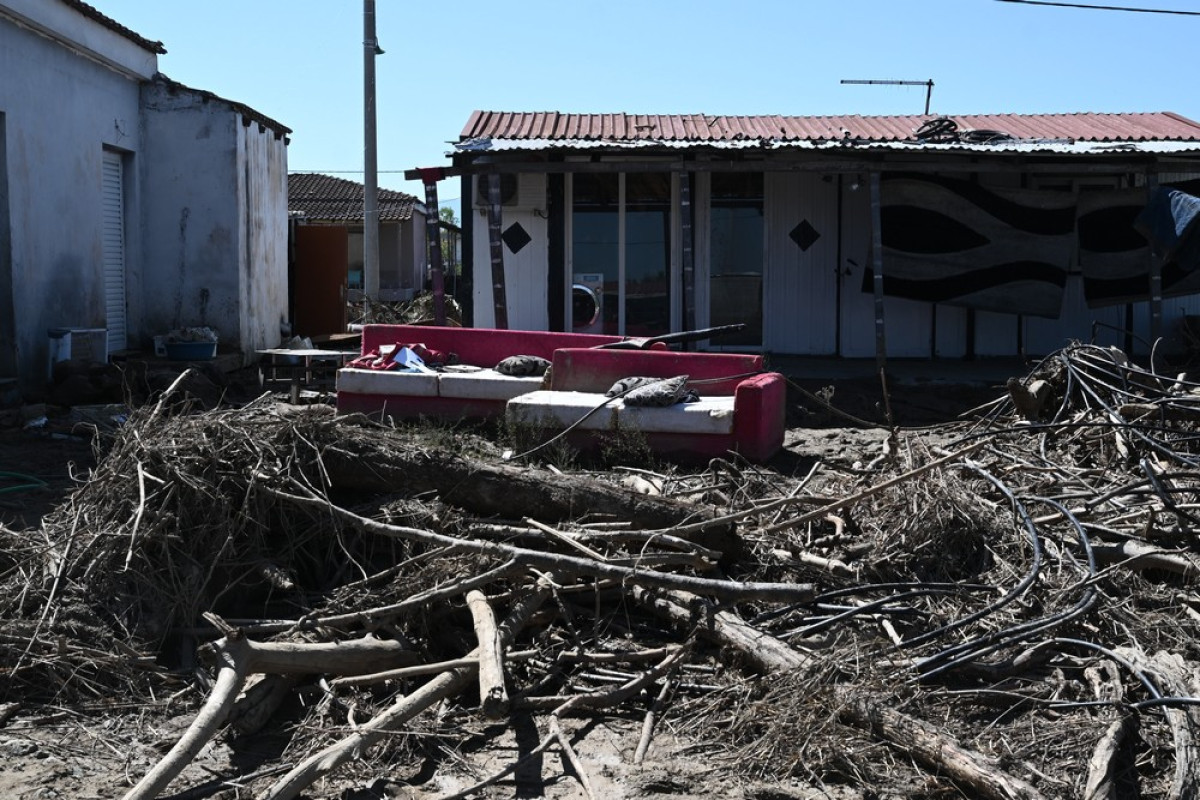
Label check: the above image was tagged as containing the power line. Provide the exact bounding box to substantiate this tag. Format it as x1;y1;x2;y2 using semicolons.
290;169;413;174
996;0;1200;15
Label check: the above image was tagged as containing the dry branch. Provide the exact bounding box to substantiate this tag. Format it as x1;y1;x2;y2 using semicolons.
121;629;417;800
1084;716;1135;800
466;589;509;720
836;694;1046;800
631;586;811;674
259;576;554;800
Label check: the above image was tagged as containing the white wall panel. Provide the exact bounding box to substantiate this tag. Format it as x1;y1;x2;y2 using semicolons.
764;173;838;354
471;206;547;331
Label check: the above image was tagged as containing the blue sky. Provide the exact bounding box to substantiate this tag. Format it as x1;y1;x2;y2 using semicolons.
97;0;1200;219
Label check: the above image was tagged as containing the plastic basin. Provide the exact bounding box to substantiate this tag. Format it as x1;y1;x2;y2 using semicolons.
164;341;217;361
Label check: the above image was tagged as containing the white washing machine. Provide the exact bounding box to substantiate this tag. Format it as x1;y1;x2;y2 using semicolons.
572;273;605;334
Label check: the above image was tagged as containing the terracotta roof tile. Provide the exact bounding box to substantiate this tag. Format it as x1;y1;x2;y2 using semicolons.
288;173;419;223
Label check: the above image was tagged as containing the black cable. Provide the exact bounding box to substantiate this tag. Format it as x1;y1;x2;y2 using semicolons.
997;0;1200;15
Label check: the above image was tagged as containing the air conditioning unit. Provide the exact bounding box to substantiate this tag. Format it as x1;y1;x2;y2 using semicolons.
474;173;545;210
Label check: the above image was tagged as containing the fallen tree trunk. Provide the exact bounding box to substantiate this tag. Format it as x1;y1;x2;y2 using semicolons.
630;586;812;674
321;429;738;553
836;695;1046;800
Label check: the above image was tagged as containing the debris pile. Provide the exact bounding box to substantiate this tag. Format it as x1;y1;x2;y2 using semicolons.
5;341;1200;798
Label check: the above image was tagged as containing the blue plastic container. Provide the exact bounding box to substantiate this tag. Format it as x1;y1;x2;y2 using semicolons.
164;341;217;361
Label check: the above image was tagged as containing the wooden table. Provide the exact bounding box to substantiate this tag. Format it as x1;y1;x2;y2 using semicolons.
257;348;356;403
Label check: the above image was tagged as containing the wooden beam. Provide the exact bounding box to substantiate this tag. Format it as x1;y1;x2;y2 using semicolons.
409;152;1186;181
1146;169;1164;343
869;171;887;371
486;174;509;329
680;172;695;334
419;169;447;325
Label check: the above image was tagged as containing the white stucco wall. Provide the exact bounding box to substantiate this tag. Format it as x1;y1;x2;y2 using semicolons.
139;84;244;345
237;117;289;354
0;4;148;387
139;81;288;357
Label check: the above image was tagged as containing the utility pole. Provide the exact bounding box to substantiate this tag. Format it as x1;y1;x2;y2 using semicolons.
362;0;381;318
841;79;935;115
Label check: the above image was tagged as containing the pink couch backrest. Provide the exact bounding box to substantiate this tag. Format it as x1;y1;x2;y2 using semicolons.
550;349;764;395
360;325;622;367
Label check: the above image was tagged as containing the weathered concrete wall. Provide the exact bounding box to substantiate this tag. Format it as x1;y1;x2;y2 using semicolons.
139;80;288;357
236;116;289;354
0;5;148;387
139;83;243;347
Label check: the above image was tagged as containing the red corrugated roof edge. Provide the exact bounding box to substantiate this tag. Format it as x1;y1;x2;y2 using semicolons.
460;111;1200;144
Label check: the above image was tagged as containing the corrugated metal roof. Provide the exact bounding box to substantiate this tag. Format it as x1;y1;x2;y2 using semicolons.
288;173;419;223
457;137;1200;157
460;110;1200;145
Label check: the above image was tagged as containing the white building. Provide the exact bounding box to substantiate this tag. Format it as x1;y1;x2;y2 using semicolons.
418;110;1200;362
0;0;290;392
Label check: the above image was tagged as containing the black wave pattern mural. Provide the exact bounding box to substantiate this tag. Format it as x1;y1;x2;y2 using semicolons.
872;174;1074;318
1077;189;1153;307
1077;186;1200;307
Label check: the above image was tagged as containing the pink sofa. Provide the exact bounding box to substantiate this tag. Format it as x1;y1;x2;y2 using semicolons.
509;348;785;463
336;325;786;462
336;325;625;420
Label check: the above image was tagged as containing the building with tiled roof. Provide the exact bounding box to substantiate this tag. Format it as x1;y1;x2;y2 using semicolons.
409;109;1200;361
289;173;419;223
287;174;430;335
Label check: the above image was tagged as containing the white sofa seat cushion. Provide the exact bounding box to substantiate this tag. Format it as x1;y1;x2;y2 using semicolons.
336;368;440;398
507;391;618;430
618;396;735;435
507;391;735;435
436;369;545;400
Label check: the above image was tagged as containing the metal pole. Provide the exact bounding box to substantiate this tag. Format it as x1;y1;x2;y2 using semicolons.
362;0;380;319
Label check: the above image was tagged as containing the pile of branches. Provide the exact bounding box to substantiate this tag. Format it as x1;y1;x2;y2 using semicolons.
6;341;1200;798
350;292;463;327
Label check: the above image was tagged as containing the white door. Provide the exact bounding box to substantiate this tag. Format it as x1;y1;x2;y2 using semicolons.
101;151;127;352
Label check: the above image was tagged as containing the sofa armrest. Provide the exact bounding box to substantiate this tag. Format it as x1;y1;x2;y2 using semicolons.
732;372;786;462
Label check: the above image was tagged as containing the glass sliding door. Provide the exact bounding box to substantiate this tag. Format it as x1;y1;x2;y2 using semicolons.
624;173;671;337
570;172;671;337
709;173;763;346
571;173;619;334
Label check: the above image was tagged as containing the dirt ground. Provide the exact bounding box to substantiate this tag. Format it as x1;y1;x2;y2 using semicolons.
0;365;1011;800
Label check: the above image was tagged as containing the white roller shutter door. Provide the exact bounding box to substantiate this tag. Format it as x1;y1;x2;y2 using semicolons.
101;151;126;352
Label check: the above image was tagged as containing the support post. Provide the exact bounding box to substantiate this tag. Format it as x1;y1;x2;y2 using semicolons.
486;174;509;329
1148;170;1163;344
869;171;887;371
420;168;447;326
680;172;695;336
362;0;381;315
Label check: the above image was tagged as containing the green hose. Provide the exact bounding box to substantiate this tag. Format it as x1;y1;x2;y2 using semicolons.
0;471;48;494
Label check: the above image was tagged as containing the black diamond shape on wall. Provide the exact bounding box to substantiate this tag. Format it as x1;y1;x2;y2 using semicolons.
502;222;532;254
790;219;821;252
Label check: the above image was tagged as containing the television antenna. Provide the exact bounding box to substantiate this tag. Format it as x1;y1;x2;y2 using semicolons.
841;79;935;115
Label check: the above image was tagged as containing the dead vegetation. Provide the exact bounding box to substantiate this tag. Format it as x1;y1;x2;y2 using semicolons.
6;342;1200;798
